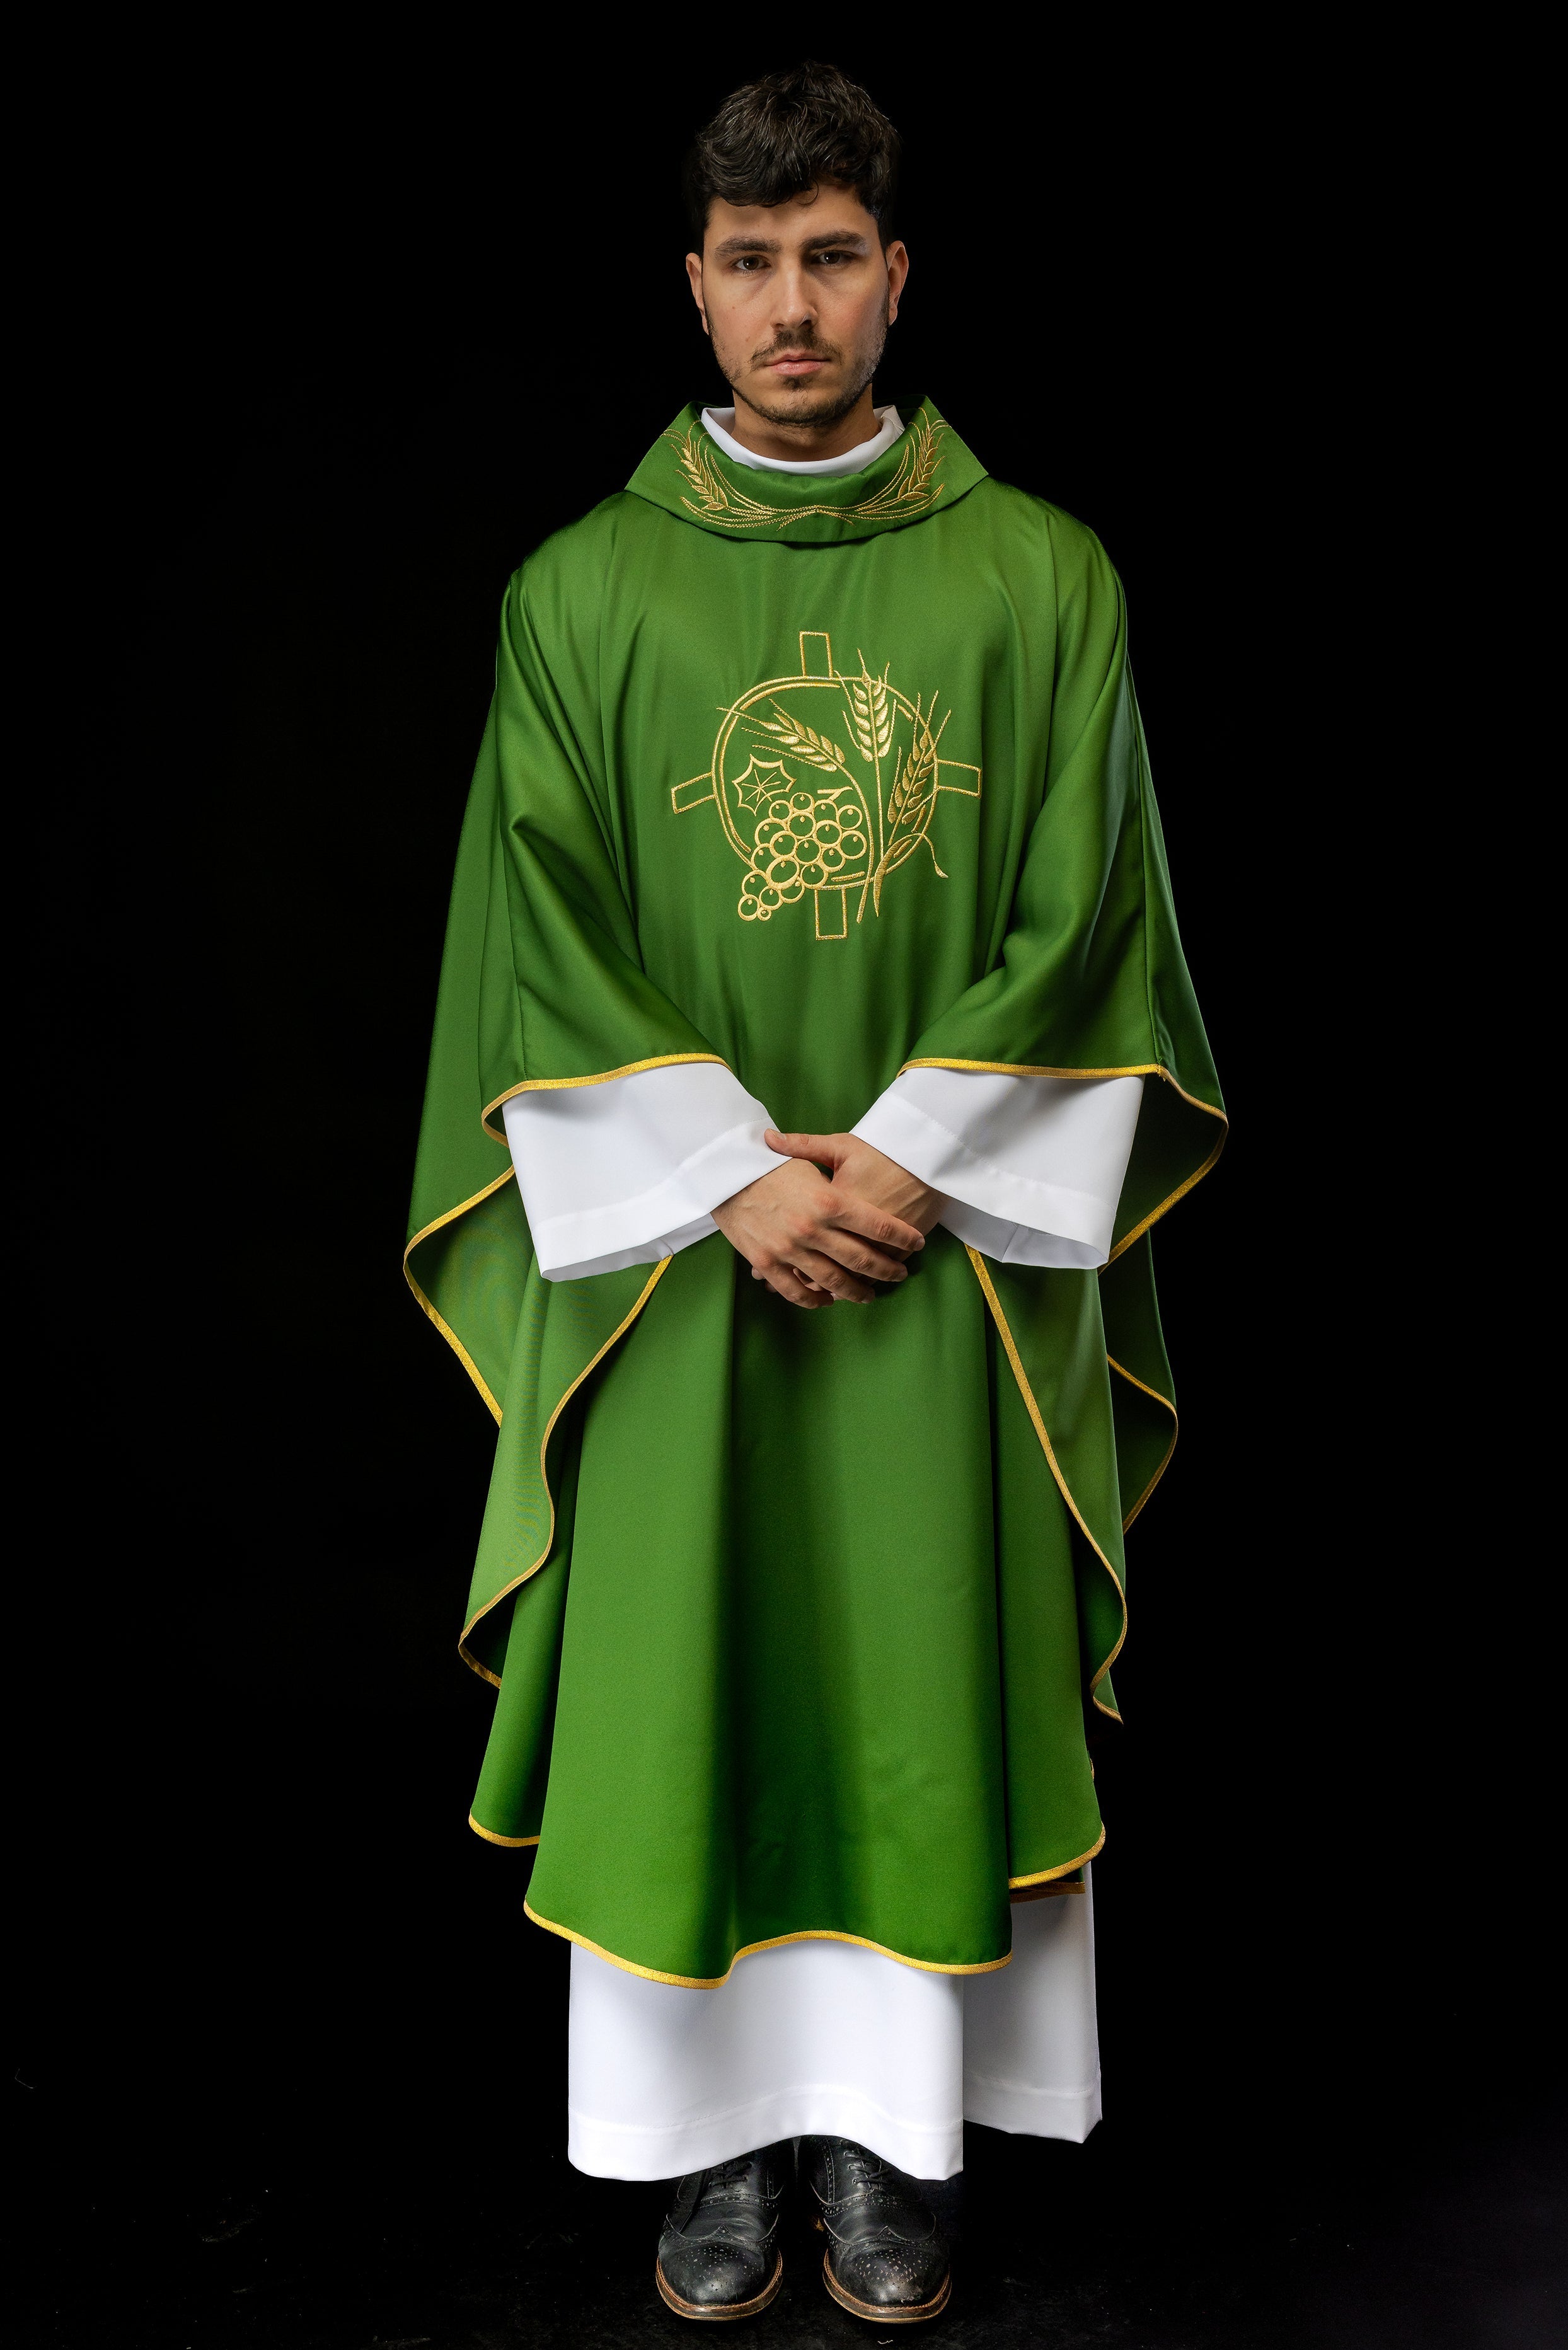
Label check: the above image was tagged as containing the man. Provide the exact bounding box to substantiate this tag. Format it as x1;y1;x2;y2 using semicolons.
406;62;1222;2325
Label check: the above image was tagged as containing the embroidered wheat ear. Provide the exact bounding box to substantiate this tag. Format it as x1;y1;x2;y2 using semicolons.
669;427;722;506
884;702;945;831
871;701;949;911
749;702;850;775
892;418;945;505
669;428;785;527
844;662;894;765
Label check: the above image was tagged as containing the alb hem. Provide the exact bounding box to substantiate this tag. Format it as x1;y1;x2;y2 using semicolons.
961;2068;1103;2145
567;2072;1103;2180
568;2086;966;2183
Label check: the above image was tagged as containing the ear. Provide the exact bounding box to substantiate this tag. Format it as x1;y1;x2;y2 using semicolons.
684;252;710;337
884;240;909;328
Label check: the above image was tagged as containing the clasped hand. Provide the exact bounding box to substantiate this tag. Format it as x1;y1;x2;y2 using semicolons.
710;1130;944;1309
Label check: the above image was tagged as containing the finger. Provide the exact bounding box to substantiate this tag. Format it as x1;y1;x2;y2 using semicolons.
765;1128;851;1168
750;1250;829;1305
810;1230;911;1283
827;1195;926;1255
792;1247;877;1304
750;1253;822;1304
767;1265;831;1308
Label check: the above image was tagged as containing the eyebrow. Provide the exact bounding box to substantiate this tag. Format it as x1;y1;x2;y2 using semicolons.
711;227;871;257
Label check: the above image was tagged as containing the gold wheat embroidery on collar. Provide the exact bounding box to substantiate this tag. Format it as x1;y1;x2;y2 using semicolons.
666;415;948;531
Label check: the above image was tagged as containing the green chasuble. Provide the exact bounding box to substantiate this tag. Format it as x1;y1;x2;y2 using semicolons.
406;401;1224;1986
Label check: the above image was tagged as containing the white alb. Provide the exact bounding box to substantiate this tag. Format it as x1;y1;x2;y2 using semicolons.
568;1883;1101;2182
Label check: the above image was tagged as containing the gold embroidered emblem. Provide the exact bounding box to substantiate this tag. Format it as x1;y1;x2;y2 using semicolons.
672;631;982;940
665;414;948;532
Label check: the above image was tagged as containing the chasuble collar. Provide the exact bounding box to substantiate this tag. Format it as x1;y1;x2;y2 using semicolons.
700;402;904;476
626;396;987;544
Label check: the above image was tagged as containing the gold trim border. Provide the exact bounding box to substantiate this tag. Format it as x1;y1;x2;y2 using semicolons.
468;1814;540;1849
899;1060;1227;1262
481;1056;727;1140
1008;1829;1105;1889
520;1901;1012;1988
402;1167;517;1424
902;1057;1171;1080
966;1247;1126;1723
456;1257;673;1684
1109;1354;1179;1531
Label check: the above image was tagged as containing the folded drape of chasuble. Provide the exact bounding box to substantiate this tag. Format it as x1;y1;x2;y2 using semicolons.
405;400;1225;1988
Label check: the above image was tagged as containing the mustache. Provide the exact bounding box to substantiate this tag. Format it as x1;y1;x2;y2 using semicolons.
751;331;841;366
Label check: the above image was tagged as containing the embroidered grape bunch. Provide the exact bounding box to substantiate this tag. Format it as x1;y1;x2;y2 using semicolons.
738;785;870;922
715;659;960;935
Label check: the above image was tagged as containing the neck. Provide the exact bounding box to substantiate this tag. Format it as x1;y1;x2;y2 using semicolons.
723;385;881;464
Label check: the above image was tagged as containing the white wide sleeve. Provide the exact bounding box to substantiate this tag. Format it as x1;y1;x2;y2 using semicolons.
853;1068;1143;1270
504;1063;788;1283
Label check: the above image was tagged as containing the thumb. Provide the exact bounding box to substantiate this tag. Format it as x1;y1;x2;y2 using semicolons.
765;1127;849;1168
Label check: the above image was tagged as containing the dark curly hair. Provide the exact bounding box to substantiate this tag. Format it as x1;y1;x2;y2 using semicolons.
684;62;901;246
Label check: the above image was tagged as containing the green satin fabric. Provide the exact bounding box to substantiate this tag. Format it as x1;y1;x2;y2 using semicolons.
406;401;1223;1979
479;1230;1102;1982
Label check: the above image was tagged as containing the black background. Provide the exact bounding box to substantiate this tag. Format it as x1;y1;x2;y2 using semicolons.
17;35;1560;2347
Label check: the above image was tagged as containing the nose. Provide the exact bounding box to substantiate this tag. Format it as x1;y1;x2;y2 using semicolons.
770;258;819;328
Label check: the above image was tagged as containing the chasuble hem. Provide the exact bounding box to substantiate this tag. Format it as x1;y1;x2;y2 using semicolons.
469;1814;539;1849
1109;1356;1179;1529
513;1824;1107;1986
455;1257;673;1684
1107;1089;1227;1262
1007;1831;1105;1888
402;1166;517;1424
966;1248;1127;1722
521;1901;1017;1990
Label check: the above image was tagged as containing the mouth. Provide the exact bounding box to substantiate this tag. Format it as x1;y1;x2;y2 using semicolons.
761;352;831;379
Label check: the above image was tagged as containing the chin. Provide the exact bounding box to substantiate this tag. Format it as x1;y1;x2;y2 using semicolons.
743;381;851;426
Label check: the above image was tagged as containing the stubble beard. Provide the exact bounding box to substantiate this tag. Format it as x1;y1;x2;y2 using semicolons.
723;309;889;432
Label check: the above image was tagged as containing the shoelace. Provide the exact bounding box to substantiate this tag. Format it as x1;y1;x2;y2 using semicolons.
700;2154;771;2204
824;2145;890;2203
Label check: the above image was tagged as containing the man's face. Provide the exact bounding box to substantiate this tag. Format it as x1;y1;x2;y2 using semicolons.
686;185;908;429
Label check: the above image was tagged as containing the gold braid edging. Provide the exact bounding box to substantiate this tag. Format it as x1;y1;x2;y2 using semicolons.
519;1901;1012;1987
481;1056;728;1141
1008;1829;1106;1889
468;1815;539;1850
402;1168;517;1424
1108;1355;1179;1531
456;1258;673;1685
966;1247;1127;1722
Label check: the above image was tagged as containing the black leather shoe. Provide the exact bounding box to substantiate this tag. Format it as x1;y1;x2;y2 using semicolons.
800;2136;952;2322
655;2143;790;2320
